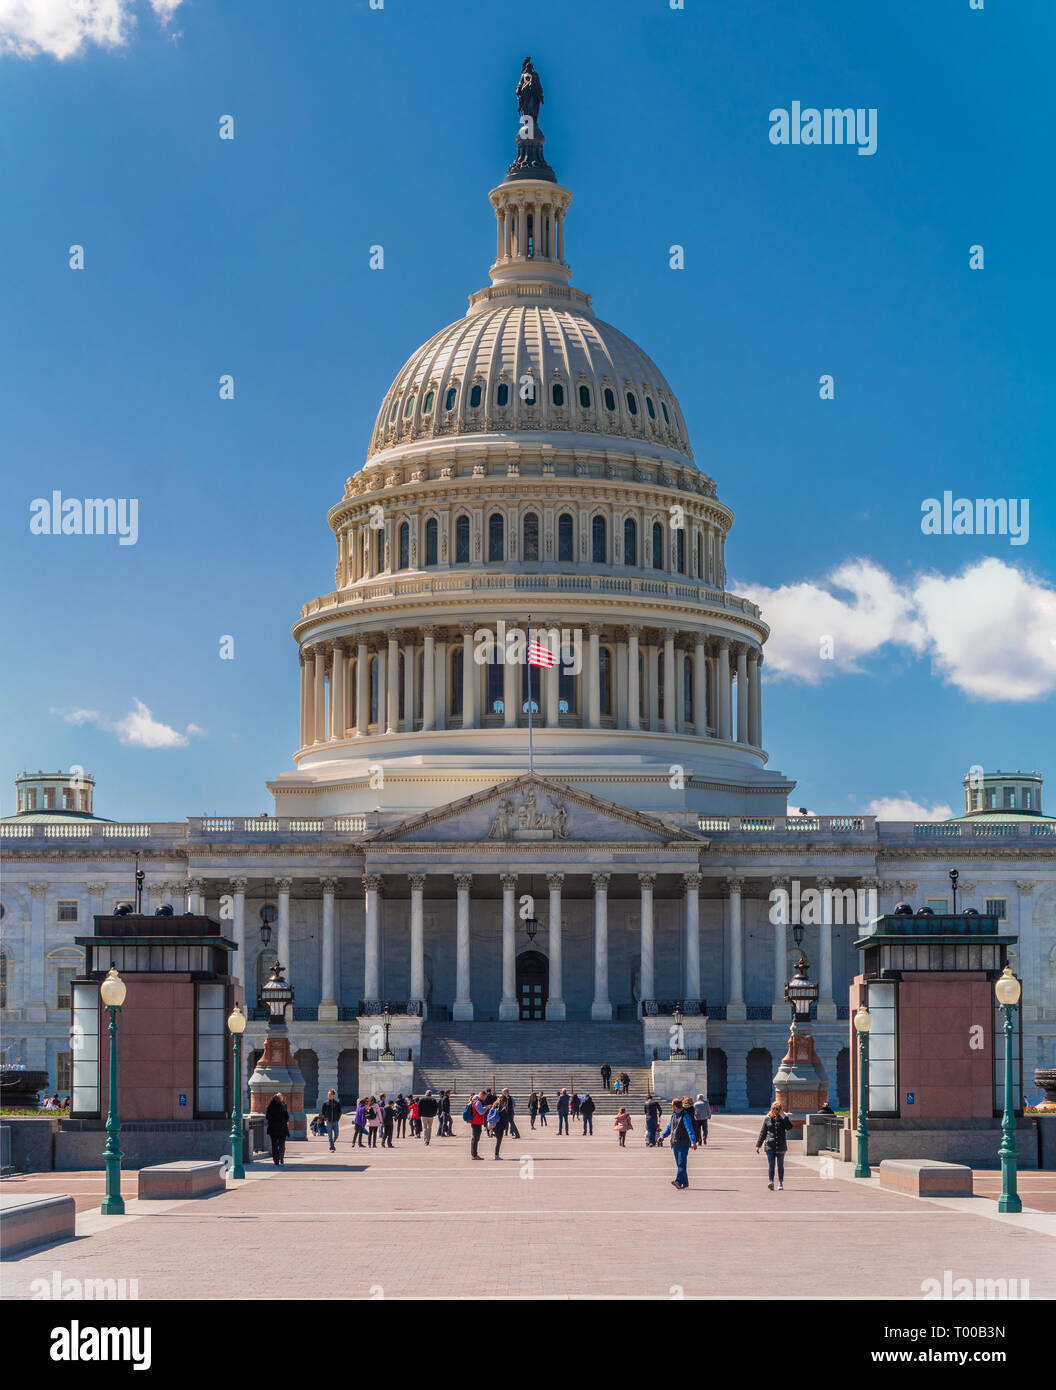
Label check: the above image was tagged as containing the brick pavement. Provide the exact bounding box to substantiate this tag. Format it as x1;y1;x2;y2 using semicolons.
2;1114;1053;1299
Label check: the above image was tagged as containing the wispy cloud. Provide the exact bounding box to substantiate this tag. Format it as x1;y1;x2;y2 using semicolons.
861;796;954;822
0;0;183;62
53;698;203;749
739;557;1056;702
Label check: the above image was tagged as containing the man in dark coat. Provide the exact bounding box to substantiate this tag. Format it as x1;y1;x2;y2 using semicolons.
320;1089;342;1151
418;1089;439;1145
265;1092;290;1166
600;1063;612;1090
500;1088;520;1139
556;1088;571;1134
644;1093;663;1147
581;1093;596;1135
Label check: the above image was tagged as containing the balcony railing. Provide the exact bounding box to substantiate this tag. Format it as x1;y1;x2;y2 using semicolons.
698;815;872;835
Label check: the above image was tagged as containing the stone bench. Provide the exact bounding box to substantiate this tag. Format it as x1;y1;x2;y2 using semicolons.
137;1160;226;1200
1;1192;76;1257
878;1159;973;1198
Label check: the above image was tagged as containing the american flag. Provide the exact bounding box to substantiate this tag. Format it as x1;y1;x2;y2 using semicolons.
527;638;555;668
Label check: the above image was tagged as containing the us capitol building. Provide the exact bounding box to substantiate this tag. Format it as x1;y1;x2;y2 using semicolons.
3;66;1054;1112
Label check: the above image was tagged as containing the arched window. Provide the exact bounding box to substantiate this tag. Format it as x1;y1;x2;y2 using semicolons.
423;390;435;414
444;386;457;411
578;384;591;409
496;382;509;407
455;514;470;564
646;396;656;420
424;518;438;567
375;526;385;573
488;512;505;561
552;383;564;407
661;400;671;425
523;511;540;561
522;376;536;405
398;521;409;570
558;512;574;561
626;392;638;416
450;649;463;718
389;400;399;423
652;521;664;570
599;647;613;717
403;393;416;418
592;515;607;563
675;527;685;574
603;387;616;412
623;517;637;567
469;383;483;409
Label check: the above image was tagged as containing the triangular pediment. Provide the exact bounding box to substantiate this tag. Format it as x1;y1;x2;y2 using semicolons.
366;774;703;846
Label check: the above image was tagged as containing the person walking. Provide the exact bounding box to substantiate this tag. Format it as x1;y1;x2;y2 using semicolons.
581;1093;596;1135
500;1088;520;1140
756;1102;793;1190
614;1107;633;1146
438;1089;452;1136
265;1092;289;1166
644;1093;663;1147
556;1088;571;1135
660;1097;698;1190
469;1089;488;1159
366;1096;381;1148
382;1099;396;1147
600;1062;612;1092
352;1098;367;1146
528;1090;539;1128
489;1095;510;1159
693;1093;711;1147
395;1093;408;1139
320;1089;342;1152
537;1092;549;1127
418;1089;439;1145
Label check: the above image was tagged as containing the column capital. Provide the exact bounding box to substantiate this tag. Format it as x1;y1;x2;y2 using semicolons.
815;876;835;889
638;872;657;889
1015;880;1034;895
454;873;474;891
363;874;383;894
229;877;248;893
319;877;339;894
726;875;744;893
275;877;293;893
187;877;205;894
683;873;702;890
897;880;918;896
408;874;427;892
857;876;881;890
500;874;518;891
591;872;610;892
29;881;48;898
586;622;603;638
546;872;565;890
771;875;791;891
460;622;476;637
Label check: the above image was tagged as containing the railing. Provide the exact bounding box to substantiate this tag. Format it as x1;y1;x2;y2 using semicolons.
745;1005;773;1020
819;1115;844;1152
641;999;704;1016
357;1000;424;1017
362;1048;413;1062
707;1004;727;1021
652;1047;705;1062
188;816;368;836
697;815;872;835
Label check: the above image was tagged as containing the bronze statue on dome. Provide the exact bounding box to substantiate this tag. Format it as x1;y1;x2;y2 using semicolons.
516;57;544;125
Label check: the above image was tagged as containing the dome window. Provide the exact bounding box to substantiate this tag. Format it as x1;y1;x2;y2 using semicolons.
675;528;685;574
424;518;438;567
470;384;483;409
592;515;607;564
552;383;564;407
626;392;638;416
603;387;616;412
661;400;671;425
646;396;656;420
423;390;435;414
578;385;591;409
444;387;457;411
488;512;505;561
523;511;540;562
398;521;409;570
403;393;416;419
496;383;510;407
623;517;637;567
558;512;574;561
455;514;470;564
652;521;664;570
389;401;399;423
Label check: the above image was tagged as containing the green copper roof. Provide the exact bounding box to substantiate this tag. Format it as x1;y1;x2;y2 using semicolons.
0;811;113;825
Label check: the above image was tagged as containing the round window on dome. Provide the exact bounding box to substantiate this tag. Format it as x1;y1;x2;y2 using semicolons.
603;388;616;412
646;396;656;420
552;383;565;407
626;392;638;416
579;385;591;409
444;387;457;411
470;384;483;409
423;390;435;414
496;383;509;407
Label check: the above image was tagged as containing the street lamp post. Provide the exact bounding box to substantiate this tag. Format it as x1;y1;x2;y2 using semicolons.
228;1003;247;1180
853;1002;872;1179
381;1005;394;1060
99;965;127;1215
671;1002;685;1058
995;966;1022;1214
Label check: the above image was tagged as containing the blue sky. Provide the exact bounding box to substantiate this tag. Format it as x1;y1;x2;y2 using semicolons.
1;0;1053;822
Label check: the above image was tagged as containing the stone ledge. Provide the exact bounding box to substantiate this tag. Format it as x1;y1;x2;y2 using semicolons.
0;1192;76;1257
138;1160;226;1200
879;1159;973;1197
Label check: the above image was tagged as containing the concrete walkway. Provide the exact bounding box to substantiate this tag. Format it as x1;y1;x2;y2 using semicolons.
2;1115;1052;1299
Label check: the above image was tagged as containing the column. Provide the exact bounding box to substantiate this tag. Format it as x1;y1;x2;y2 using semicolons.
503;643;518;728
409;875;426;1013
587;624;601;727
1015;882;1035;1021
403;638;416;727
300;654;310;746
591;872;612;1020
461;624;477;728
230;877;247;1000
772;876;789;1014
693;637;707;733
707;647;718;732
500;874;518;1020
816;876;836;1021
627;626;640;731
314;647;327;743
495;202;504;260
356;639;370;734
363;874;381;1002
331;644;346;739
726;876;746;1020
386;631;399;733
318;877;338;1021
276;878;292;990
28;883;47;1016
546;873;566;1019
663;631;676;732
453;873;474;1020
422;629;436;732
717;640;732;740
684;873;701;1004
748;650;762;747
517;203;526;258
736;645;749;743
646;643;659;730
376;641;387;731
638;873;656;1008
187;878;204;915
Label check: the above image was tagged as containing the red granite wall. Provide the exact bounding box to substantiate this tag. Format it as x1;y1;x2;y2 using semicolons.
100;978;197;1122
897;973;993;1119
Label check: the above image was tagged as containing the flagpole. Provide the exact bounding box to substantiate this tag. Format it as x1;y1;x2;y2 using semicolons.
526;612;534;774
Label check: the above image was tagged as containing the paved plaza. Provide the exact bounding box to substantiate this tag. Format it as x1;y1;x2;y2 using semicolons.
2;1115;1053;1300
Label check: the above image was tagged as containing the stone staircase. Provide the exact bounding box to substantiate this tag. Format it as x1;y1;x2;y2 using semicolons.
414;1021;654;1114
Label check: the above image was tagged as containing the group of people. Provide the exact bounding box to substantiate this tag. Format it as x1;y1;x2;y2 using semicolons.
307;1089;457;1150
598;1064;632;1094
36;1092;70;1112
524;1088;598;1134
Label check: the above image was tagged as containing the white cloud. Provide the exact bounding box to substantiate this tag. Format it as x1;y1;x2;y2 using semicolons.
0;0;182;61
739;557;1056;702
861;797;954;822
54;698;202;749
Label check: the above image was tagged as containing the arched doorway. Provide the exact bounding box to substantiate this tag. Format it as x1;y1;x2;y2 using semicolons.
516;951;548;1020
295;1050;319;1111
706;1048;727;1109
746;1048;774;1109
338;1049;358;1107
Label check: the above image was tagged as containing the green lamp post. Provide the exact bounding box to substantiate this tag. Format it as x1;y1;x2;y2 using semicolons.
853;1002;872;1179
228;1003;247;1180
100;965;126;1215
995;966;1022;1214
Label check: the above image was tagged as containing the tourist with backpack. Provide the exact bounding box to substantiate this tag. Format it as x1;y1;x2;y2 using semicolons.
537;1092;549;1126
352;1098;367;1147
489;1095;510;1158
556;1088;571;1135
614;1107;633;1146
660;1098;698;1189
468;1090;489;1159
644;1094;663;1147
365;1096;381;1148
581;1093;596;1135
